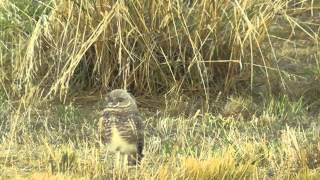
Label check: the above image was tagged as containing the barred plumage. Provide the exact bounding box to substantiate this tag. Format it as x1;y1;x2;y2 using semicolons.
101;89;144;165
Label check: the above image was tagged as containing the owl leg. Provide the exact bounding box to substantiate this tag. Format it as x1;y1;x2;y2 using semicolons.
113;151;119;167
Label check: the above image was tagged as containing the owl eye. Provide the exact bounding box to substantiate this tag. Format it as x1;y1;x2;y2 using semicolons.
105;95;111;102
117;97;125;102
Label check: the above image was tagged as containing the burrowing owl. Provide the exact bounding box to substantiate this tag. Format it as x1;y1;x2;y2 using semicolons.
101;89;144;165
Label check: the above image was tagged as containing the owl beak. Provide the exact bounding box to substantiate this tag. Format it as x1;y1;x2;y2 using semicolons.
112;102;121;107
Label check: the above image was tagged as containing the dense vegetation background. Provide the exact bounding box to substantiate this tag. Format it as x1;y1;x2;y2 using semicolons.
0;0;319;179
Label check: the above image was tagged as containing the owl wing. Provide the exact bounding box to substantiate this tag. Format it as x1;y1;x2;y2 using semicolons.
101;113;112;144
130;113;144;157
123;113;144;161
117;112;144;145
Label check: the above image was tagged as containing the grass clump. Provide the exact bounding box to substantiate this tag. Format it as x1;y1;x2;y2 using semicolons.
1;0;289;102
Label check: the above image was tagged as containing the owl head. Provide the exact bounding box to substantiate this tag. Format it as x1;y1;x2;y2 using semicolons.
104;89;138;112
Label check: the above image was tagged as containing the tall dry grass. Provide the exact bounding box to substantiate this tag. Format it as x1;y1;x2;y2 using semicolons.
1;0;288;104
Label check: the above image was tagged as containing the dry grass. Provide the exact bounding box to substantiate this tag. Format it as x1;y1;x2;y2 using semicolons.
1;0;320;179
0;99;320;179
1;0;290;102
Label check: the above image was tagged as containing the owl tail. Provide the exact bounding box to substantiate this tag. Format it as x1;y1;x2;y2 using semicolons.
137;140;144;163
137;152;144;163
128;153;143;166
